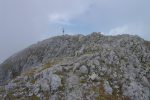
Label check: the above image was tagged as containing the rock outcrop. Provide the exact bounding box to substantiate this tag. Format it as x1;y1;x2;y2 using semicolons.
0;32;150;100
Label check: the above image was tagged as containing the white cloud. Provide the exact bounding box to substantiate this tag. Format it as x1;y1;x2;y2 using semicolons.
49;13;72;25
108;25;136;35
0;0;150;63
108;23;150;40
47;0;93;25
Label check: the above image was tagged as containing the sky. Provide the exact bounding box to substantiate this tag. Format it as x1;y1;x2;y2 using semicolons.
0;0;150;63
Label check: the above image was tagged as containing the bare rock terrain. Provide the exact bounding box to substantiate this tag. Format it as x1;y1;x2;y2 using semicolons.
0;32;150;100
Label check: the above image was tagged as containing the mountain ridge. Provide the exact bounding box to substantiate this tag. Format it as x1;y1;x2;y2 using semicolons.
0;32;150;100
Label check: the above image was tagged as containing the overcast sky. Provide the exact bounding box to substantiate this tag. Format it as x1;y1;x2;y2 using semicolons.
0;0;150;63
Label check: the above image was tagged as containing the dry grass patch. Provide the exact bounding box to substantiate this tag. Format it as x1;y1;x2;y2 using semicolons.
95;82;130;100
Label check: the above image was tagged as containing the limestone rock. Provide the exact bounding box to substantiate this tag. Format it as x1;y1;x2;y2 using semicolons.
79;65;88;74
89;73;99;81
36;79;50;91
50;74;62;91
0;33;150;100
122;81;150;100
103;80;112;95
67;75;79;88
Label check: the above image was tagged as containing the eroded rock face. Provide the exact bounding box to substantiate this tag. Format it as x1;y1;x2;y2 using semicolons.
67;75;79;89
36;79;50;91
0;33;150;100
122;81;150;100
50;74;62;91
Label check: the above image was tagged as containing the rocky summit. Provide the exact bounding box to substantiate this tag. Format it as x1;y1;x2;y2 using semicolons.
0;32;150;100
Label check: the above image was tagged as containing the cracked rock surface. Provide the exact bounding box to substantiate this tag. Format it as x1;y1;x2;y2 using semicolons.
0;32;150;100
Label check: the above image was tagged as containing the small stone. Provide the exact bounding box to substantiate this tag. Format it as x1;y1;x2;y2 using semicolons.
29;91;33;96
113;72;117;78
89;73;99;81
79;65;88;74
141;76;150;87
93;59;100;66
103;81;112;95
114;85;119;89
34;87;40;95
73;63;80;72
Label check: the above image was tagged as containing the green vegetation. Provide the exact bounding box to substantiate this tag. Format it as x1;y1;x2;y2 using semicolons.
58;85;65;91
106;63;115;68
5;91;16;100
144;41;150;50
54;71;64;76
22;68;37;84
4;91;41;100
30;94;40;100
79;73;87;77
80;79;87;83
43;92;49;100
24;68;36;76
43;61;54;69
101;60;106;63
95;82;130;100
0;87;4;93
59;76;65;91
29;78;36;84
13;79;20;83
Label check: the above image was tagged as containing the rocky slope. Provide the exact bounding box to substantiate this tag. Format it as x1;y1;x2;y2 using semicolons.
0;32;150;100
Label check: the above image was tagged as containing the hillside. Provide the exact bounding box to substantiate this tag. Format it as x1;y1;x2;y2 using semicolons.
0;32;150;100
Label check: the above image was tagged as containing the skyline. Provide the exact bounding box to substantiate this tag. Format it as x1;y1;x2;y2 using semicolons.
0;0;150;63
